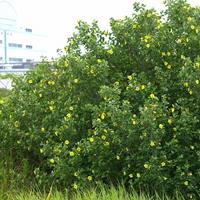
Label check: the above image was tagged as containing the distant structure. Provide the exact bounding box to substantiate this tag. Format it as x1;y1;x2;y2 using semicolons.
0;0;47;68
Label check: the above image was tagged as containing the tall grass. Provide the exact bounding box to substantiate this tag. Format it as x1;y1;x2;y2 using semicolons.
0;149;185;200
1;184;185;200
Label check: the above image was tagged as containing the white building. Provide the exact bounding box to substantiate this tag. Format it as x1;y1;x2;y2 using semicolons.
0;0;47;67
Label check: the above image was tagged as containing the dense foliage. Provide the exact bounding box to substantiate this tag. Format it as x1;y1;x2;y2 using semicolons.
1;0;200;198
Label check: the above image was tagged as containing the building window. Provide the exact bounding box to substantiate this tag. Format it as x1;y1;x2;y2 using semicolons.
8;43;22;48
26;45;32;49
26;59;33;62
9;58;23;62
25;28;32;33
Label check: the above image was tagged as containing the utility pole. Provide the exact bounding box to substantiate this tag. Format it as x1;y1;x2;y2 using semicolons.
4;30;7;64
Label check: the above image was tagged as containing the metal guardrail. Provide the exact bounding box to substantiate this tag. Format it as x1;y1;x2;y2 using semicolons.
0;67;32;89
0;68;30;74
0;79;12;89
0;62;51;89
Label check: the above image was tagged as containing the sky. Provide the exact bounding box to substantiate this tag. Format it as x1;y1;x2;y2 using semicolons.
7;0;200;58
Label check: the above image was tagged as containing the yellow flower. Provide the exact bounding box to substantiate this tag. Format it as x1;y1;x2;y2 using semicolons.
196;29;199;33
49;106;54;111
159;124;164;129
141;85;145;90
145;35;150;40
181;55;185;60
39;93;42;97
90;69;95;75
0;99;4;104
150;93;155;99
150;141;155;147
101;135;106;140
49;159;54;164
48;80;55;85
183;82;189;87
195;80;199;85
53;71;58;75
187;16;192;21
147;13;151;18
89;137;94;143
64;113;72;121
161;52;166;57
41;127;45;132
67;113;72;118
69;151;75;157
184;181;189;186
101;112;106;120
164;61;168;66
188;89;193;95
195;62;200;68
132;119;136;125
74;79;79;83
77;147;81;152
73;183;78;189
171;107;175;113
168;119;172;125
69;106;73;111
127;75;132;80
191;25;195;30
132;24;137;29
116;155;120;160
173;127;177;132
104;141;110;146
146;44;150;48
136;173;141;178
135;87;140;91
129;174;133;178
190;145;195;150
74;172;78;177
55;131;58;136
107;49;113;55
103;129;108;133
177;38;182;43
97;59;102;63
167;52;171;56
161;162;166;167
87;176;93;181
144;163;149;169
14;121;19;128
167;65;171;69
28;79;33;84
114;81;119;86
143;132;147;137
64;140;69;145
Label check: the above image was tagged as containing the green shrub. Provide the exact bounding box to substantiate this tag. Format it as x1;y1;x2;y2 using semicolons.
1;0;200;198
